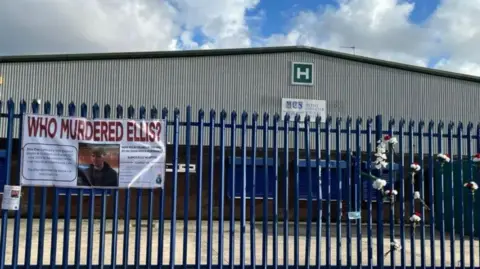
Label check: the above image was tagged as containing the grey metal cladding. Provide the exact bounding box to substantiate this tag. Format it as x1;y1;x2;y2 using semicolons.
1;48;479;153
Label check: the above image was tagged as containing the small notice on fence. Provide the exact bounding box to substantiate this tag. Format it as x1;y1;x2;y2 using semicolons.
19;114;167;189
2;185;21;211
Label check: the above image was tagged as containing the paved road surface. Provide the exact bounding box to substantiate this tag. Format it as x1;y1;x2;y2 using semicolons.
1;219;478;266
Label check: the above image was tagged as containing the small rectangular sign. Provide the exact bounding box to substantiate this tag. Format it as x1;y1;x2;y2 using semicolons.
2;185;21;211
291;62;314;85
281;98;326;123
348;211;361;220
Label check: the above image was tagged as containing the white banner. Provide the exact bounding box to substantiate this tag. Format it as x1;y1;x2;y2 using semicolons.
281;98;326;123
20;114;167;189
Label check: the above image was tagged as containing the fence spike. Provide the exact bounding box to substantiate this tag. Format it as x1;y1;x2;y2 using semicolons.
294;113;301;123
241;111;248;120
438;121;444;130
315;115;322;124
220;110;227;120
162;107;168;118
273;113;280;122
408;119;415;128
44;101;51;114
457;122;464;130
56;102;64;116
19;100;27;113
252;112;258;121
366;117;372;126
399;118;406;127
346;116;352;126
116;105;124;118
104;104;111;118
7;99;14;113
418;120;425;129
448;121;455;130
304;114;311;123
68;102;76;116
263;112;269;122
139;106;146;119
31;100;39;112
210;109;216;119
467;122;474;131
127;105;135;118
92;103;100;119
174;108;180;116
80;103;87;117
199;109;205;119
389;117;395;126
231;110;237;120
150;106;158;119
283;113;290;122
356;116;363;125
335;116;342;126
428;120;435;129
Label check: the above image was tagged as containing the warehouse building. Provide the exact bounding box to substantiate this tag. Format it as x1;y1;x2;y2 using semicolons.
1;46;479;124
0;46;478;221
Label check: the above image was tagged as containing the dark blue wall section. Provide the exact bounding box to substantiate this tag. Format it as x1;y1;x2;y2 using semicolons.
0;150;6;193
227;156;275;199
361;161;400;201
298;159;348;201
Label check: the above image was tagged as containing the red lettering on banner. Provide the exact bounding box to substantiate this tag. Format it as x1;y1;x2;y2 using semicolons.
29;116;157;142
115;122;123;141
84;121;93;140
155;122;162;141
125;121;162;142
27;116;57;138
77;120;85;140
100;121;108;141
108;122;115;141
126;121;134;141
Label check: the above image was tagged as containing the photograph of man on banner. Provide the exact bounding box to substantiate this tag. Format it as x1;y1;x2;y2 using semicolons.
77;145;119;187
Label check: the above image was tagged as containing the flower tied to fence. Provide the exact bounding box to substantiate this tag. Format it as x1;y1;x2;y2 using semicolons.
384;240;402;258
383;189;398;204
472;153;480;164
464;181;478;202
414;191;430;210
436;153;451;170
409;212;422;231
410;162;421;184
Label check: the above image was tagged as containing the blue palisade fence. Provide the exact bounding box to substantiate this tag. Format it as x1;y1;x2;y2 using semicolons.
0;100;478;268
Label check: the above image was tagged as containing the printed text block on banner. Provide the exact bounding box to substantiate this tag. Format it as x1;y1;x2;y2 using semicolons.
19;114;167;189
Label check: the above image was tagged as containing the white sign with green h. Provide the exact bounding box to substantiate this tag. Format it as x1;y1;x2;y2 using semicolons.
291;62;313;86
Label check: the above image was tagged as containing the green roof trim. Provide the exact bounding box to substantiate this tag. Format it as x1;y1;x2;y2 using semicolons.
1;45;479;83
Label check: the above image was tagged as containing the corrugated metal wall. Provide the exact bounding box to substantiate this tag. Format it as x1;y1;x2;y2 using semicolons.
0;51;479;153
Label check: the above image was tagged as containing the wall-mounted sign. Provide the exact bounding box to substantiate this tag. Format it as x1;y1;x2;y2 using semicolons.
291;62;314;86
281;98;326;123
166;163;196;173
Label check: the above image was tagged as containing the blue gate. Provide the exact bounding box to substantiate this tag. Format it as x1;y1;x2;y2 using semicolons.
0;100;479;269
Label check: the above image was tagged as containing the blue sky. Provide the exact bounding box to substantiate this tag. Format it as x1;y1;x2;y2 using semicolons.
247;0;442;36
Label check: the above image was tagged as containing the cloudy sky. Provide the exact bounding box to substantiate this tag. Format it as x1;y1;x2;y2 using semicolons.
1;0;479;76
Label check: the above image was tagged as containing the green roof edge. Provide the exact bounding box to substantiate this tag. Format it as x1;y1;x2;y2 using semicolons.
1;45;479;83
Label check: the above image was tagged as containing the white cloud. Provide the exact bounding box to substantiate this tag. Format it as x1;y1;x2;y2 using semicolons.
1;0;480;77
427;0;480;75
262;0;433;67
0;0;260;55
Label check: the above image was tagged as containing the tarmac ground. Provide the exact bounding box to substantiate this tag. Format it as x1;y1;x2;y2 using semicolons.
1;219;478;267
